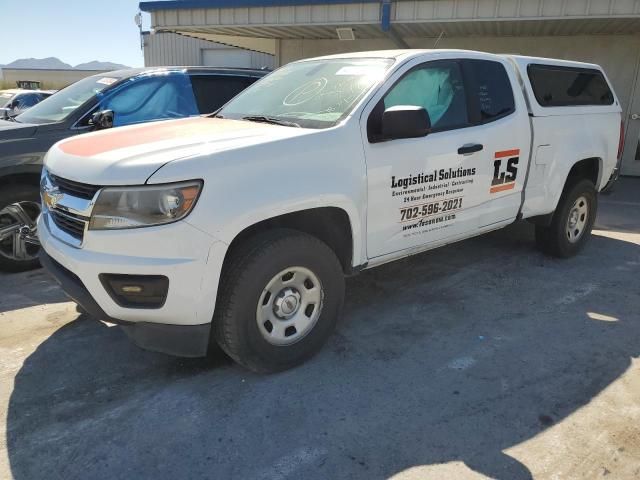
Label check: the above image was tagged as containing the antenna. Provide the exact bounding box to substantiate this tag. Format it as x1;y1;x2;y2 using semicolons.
434;31;445;49
134;12;144;51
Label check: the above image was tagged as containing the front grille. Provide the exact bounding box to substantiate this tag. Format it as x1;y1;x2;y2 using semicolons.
50;174;102;200
50;209;87;241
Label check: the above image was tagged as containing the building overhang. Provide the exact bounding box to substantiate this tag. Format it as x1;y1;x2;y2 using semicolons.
140;0;640;55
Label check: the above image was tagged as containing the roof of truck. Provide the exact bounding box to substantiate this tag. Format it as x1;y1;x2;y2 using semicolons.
307;50;605;71
310;49;498;61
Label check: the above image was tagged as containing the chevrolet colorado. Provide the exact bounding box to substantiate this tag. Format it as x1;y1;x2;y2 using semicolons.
38;50;623;372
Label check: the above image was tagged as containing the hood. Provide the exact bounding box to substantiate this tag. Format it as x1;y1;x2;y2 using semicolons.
0;119;37;138
45;117;309;185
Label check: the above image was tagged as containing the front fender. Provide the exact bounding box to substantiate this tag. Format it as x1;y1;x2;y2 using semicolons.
148;125;368;268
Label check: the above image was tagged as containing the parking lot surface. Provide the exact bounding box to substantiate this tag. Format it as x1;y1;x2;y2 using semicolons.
1;178;639;480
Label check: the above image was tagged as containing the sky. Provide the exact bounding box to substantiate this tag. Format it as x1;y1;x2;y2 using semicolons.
1;0;152;67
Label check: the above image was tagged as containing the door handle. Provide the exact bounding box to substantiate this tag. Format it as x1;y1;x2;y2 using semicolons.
458;144;483;155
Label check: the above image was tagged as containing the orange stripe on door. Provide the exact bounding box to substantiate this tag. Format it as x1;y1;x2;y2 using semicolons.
490;182;516;193
495;149;520;159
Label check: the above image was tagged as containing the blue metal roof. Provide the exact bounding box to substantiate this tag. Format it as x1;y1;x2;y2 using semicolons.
140;0;380;12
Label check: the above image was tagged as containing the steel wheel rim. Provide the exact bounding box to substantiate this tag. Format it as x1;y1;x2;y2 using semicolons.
0;201;40;262
256;266;324;346
566;195;589;244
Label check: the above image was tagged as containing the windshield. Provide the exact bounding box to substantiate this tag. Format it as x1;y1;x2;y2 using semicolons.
16;75;122;124
218;58;394;129
0;92;15;109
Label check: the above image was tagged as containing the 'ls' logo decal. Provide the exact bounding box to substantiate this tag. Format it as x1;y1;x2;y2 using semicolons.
490;149;520;194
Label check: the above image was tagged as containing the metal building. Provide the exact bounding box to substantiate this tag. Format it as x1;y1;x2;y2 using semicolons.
143;31;275;69
139;0;640;176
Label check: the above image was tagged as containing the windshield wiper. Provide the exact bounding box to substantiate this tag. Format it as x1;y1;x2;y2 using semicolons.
242;115;300;128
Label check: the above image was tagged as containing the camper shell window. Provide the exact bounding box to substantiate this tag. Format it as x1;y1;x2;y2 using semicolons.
527;64;614;107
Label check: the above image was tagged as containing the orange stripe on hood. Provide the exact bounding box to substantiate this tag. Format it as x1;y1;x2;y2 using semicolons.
57;117;260;157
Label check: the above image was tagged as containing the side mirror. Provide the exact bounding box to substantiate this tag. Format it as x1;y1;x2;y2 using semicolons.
0;108;9;120
381;105;431;141
90;109;114;130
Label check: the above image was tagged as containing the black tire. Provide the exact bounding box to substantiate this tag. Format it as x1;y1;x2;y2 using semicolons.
535;179;597;258
213;229;345;373
0;184;41;272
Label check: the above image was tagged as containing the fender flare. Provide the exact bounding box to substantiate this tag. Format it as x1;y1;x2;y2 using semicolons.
215;196;364;269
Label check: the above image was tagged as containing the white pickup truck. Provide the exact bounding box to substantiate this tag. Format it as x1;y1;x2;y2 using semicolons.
38;49;623;372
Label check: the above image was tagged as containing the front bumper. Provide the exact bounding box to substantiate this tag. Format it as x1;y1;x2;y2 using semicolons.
40;248;212;357
38;215;229;357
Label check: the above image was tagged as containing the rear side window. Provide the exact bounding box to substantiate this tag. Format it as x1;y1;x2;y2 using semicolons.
465;59;515;123
189;75;257;114
527;64;614;107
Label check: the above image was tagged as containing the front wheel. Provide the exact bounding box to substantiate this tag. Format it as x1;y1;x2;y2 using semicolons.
535;179;597;258
213;229;345;373
0;184;41;272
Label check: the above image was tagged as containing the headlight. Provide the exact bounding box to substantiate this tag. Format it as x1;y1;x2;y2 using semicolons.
89;180;202;230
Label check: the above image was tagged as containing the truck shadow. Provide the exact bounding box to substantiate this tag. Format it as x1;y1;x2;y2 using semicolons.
5;222;640;479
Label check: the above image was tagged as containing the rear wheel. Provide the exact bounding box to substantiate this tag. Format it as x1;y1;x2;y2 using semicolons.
213;229;345;373
535;179;597;258
0;184;41;272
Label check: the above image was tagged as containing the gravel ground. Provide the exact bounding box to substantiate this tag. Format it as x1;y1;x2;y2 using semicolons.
1;178;639;480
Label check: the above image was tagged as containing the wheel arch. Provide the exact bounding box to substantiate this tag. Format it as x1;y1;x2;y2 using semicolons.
565;157;602;189
529;156;602;227
220;206;359;276
0;166;42;190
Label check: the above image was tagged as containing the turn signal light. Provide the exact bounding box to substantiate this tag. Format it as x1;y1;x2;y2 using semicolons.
99;274;169;309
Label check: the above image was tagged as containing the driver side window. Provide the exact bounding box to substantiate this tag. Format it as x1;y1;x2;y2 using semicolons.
368;61;469;141
384;61;468;131
99;75;199;127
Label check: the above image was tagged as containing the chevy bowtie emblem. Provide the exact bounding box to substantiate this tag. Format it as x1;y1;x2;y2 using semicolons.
43;187;64;210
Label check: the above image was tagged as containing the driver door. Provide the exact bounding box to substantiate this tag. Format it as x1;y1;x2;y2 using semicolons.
363;59;493;259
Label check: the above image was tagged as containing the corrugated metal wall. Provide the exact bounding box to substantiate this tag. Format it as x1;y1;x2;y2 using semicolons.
143;31;274;69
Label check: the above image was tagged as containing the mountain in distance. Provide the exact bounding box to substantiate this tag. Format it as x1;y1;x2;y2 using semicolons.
74;61;129;70
1;57;129;70
3;57;73;69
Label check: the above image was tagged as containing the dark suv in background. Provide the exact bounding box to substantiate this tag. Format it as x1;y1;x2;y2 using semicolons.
0;66;268;271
